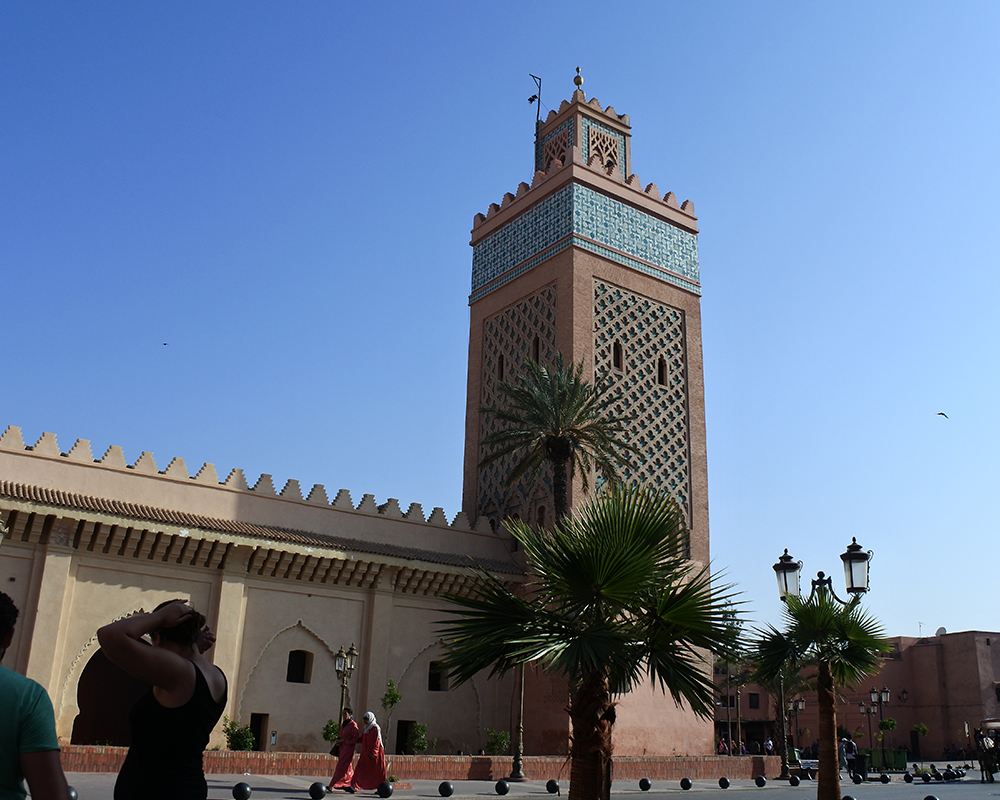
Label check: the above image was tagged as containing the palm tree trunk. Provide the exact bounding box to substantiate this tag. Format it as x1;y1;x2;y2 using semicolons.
816;660;841;800
568;670;613;800
552;455;569;521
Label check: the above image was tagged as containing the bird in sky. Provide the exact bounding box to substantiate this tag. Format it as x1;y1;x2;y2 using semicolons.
937;412;949;419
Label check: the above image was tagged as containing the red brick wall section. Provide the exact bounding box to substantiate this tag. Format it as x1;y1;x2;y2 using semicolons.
60;747;777;781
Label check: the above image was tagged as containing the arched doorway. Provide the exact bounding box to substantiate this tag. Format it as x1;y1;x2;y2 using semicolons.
71;648;149;745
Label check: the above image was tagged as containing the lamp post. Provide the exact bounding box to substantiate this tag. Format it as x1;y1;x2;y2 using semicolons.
509;665;525;781
860;702;876;767
790;697;805;750
335;643;359;722
871;685;889;771
772;539;873;788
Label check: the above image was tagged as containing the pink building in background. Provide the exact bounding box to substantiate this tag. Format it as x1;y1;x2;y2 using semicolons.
715;630;1000;762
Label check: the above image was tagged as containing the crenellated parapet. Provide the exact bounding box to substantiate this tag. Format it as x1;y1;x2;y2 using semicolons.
471;144;695;232
0;425;489;534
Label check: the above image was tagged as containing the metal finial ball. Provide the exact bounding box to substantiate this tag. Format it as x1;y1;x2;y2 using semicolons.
574;67;583;87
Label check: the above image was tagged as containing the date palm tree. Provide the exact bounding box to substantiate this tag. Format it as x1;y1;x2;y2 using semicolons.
754;594;890;800
439;486;738;800
479;352;635;521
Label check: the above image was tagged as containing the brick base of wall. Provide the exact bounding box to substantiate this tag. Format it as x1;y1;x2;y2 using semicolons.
60;746;778;781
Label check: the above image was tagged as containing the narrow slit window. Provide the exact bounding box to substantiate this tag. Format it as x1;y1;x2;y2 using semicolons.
657;356;668;386
612;341;624;372
536;506;546;529
532;336;541;363
497;354;505;382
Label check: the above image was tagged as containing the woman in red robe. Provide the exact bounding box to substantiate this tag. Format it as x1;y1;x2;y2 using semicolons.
327;707;361;791
346;711;387;792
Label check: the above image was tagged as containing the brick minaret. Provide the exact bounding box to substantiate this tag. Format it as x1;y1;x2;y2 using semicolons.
462;81;709;575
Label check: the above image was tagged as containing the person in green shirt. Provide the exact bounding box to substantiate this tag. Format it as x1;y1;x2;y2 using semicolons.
0;591;70;800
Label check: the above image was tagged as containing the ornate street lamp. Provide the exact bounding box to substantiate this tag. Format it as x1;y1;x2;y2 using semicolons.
772;540;874;787
773;549;801;601
772;539;872;607
870;685;889;770
790;697;805;750
335;643;359;722
860;701;876;766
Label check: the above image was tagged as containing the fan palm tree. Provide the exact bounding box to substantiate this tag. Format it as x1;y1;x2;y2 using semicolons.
754;594;890;800
479;352;636;521
439;486;739;800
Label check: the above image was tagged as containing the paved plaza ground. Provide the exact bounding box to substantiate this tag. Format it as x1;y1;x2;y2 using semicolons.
59;771;1000;800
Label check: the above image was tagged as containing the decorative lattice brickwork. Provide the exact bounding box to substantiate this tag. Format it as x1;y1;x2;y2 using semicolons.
587;125;620;171
593;281;690;518
581;117;627;175
478;286;558;523
536;119;573;172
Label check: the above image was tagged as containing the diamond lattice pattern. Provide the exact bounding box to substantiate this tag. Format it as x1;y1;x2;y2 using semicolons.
593;280;690;516
478;286;558;523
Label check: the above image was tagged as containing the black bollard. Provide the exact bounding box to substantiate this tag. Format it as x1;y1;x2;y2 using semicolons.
788;775;800;787
233;781;253;800
719;777;730;789
495;779;510;795
376;781;394;798
639;778;651;791
755;776;766;787
680;778;692;790
308;782;326;800
546;779;559;794
439;781;454;797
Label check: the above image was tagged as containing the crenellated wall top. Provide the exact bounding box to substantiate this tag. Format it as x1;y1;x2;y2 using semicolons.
0;425;486;534
541;89;631;129
473;140;696;239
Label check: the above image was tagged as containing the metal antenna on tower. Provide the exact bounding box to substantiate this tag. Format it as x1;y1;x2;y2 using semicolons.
528;74;542;125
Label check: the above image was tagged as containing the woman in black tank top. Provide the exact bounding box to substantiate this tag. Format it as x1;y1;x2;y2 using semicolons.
98;600;228;800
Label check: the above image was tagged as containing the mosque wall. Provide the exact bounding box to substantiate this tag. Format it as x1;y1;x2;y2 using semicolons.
0;429;520;754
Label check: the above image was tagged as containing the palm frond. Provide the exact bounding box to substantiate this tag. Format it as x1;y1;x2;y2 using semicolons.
438;485;742;716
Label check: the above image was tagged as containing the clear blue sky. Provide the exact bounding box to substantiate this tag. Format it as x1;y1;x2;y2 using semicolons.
3;2;998;639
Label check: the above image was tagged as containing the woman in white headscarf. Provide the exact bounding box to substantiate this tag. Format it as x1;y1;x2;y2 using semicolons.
345;711;387;792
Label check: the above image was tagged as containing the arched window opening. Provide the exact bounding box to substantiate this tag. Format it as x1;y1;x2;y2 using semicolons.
536;506;546;529
286;650;313;684
612;340;624;372
428;661;449;691
657;356;668;386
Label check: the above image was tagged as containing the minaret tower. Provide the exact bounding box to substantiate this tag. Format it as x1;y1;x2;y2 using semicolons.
462;74;708;569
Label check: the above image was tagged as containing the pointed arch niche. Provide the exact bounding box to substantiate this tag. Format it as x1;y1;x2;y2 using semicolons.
238;620;341;752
